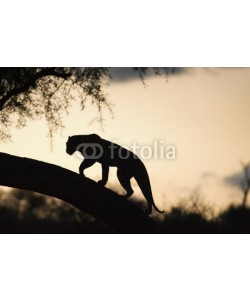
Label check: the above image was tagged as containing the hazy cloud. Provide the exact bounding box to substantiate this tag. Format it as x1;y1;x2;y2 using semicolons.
223;170;249;189
109;67;187;82
200;172;217;179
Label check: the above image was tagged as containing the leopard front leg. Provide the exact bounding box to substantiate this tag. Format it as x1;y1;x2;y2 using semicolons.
79;159;96;176
98;164;109;186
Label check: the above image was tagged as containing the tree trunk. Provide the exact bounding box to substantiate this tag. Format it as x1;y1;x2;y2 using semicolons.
0;152;156;233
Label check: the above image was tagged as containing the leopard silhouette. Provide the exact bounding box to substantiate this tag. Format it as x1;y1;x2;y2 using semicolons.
66;134;164;214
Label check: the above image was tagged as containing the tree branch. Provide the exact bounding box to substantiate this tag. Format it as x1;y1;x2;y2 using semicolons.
0;68;71;110
0;152;156;233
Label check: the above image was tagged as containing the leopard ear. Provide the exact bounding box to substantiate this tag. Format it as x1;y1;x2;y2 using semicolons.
68;136;71;138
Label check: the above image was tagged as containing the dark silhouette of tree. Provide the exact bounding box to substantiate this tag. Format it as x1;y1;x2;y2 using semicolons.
0;67;170;140
240;161;250;207
0;67;111;140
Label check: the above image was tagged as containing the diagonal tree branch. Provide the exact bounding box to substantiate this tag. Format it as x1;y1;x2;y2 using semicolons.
0;152;156;233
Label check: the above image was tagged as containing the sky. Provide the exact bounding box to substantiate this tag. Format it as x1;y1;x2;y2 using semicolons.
1;67;250;213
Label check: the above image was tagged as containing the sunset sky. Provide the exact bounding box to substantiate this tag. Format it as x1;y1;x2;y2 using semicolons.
1;68;250;213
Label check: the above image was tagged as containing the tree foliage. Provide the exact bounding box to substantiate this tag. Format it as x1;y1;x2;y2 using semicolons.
0;67;170;140
0;67;111;140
